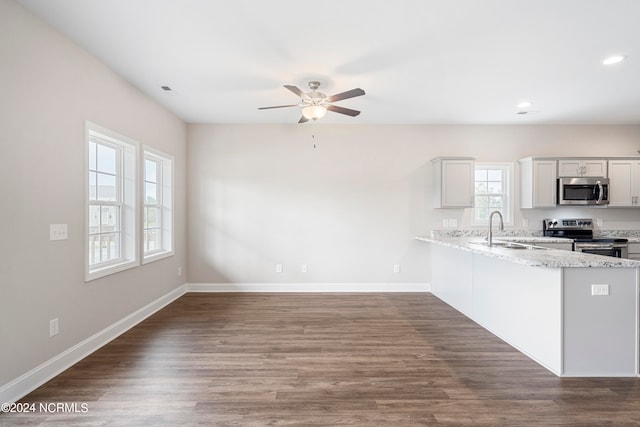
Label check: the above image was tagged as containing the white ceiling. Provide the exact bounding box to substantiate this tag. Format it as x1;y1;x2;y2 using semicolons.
17;0;640;125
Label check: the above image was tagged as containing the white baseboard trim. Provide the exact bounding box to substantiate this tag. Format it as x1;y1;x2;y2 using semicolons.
187;282;431;293
0;285;187;405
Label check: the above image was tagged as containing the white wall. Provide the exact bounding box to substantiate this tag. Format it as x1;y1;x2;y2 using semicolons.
0;1;187;387
187;124;640;284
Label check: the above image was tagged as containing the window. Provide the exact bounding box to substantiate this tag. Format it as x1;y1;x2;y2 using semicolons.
143;147;173;263
86;122;138;281
473;163;514;225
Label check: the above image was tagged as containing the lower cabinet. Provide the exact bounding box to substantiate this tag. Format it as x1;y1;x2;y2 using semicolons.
429;243;639;377
535;242;573;251
628;243;640;261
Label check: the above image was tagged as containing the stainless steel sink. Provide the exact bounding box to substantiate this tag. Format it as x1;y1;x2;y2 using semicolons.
470;240;548;250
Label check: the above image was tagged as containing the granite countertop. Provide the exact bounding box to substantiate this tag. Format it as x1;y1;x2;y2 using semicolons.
416;235;640;268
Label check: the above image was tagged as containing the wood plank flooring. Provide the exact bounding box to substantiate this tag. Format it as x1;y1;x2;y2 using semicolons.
3;293;640;426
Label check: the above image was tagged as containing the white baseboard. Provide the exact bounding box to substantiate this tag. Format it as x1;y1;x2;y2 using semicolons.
1;282;432;403
0;285;187;405
187;282;431;293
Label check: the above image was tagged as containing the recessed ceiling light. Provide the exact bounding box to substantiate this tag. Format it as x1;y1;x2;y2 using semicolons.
517;101;532;109
602;55;626;65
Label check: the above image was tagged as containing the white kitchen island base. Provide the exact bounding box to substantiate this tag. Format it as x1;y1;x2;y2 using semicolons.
429;241;639;377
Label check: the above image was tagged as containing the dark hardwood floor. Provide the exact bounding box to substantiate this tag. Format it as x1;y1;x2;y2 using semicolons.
3;293;640;426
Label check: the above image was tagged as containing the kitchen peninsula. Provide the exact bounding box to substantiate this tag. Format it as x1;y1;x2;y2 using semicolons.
417;234;640;377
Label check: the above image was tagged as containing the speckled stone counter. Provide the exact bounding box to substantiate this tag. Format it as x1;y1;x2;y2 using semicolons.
416;236;640;268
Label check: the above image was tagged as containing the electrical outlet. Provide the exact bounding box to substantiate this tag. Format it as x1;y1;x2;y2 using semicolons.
276;264;283;273
442;219;449;227
393;264;401;273
596;218;603;227
301;264;308;273
591;284;609;296
449;219;458;227
177;266;182;276
49;318;59;337
522;219;529;227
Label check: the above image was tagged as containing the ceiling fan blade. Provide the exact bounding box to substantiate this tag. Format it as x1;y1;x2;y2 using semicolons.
327;88;365;103
258;104;299;110
284;85;309;99
327;105;361;117
298;115;309;124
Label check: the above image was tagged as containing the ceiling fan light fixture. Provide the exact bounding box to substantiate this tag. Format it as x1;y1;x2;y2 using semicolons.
302;105;327;120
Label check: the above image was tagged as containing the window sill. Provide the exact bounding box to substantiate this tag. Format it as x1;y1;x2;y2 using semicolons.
85;259;139;282
142;250;174;265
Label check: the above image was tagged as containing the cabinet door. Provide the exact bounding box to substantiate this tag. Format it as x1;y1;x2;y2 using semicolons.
628;243;640;260
582;160;607;177
558;159;607;177
535;242;573;251
558;160;582;177
441;160;474;207
533;161;557;207
608;160;636;207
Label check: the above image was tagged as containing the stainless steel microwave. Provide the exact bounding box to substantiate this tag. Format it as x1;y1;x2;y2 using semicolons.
557;177;609;205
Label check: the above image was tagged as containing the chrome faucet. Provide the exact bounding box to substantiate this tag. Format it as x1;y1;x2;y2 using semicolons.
488;210;504;247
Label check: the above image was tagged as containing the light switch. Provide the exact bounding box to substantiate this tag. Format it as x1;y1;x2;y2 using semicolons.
50;224;68;241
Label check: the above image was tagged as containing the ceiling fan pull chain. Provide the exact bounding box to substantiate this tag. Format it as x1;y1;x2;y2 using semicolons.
311;122;317;149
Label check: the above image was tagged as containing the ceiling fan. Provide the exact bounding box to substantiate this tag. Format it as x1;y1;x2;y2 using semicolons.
258;81;365;123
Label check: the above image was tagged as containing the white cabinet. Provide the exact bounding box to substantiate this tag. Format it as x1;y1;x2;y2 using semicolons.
432;157;475;208
628;243;640;261
535;242;573;251
608;160;640;207
519;158;557;208
558;159;607;177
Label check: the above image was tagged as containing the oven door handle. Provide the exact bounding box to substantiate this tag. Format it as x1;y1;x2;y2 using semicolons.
596;180;604;204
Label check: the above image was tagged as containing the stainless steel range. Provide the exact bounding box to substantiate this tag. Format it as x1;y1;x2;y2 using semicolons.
542;218;628;258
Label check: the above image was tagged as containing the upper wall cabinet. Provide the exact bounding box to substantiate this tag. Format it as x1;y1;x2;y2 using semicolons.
432;157;475;208
608;160;640;207
557;159;607;177
519;157;557;208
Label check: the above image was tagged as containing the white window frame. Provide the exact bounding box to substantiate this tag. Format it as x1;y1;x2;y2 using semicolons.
142;146;174;264
472;162;514;226
85;121;139;281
